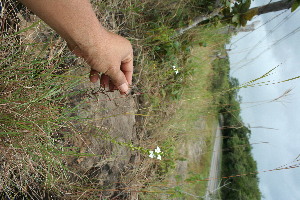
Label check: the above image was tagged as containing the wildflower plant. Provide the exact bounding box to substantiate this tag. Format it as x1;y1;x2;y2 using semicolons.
149;146;163;160
172;65;179;74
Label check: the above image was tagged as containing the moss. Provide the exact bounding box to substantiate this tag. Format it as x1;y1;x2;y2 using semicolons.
243;8;258;21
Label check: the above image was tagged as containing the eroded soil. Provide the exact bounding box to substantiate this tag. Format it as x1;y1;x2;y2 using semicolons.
63;66;142;199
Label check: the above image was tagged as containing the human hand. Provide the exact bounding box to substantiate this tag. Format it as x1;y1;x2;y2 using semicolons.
70;30;133;95
18;0;133;95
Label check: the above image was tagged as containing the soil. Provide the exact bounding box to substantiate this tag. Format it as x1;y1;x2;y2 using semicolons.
64;66;141;199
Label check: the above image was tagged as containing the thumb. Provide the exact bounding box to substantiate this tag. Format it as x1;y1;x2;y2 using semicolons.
105;68;129;95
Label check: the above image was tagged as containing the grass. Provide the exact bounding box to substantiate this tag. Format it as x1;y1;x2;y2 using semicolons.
0;17;87;197
1;0;232;199
139;25;231;199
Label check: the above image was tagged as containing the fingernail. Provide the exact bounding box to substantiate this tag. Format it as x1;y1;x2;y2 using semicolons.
118;83;129;94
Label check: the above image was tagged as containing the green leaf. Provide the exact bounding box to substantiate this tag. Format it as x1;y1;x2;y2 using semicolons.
239;0;251;13
173;41;180;50
232;14;240;24
291;1;300;12
232;7;239;13
225;1;231;7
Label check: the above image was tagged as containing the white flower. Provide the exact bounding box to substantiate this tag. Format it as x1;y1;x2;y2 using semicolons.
172;65;179;74
149;151;155;158
155;146;161;153
149;146;163;160
157;155;162;160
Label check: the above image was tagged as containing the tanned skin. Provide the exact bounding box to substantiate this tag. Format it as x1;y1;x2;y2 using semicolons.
19;0;133;94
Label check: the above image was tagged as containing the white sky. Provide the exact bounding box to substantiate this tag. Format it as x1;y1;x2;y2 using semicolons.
227;0;300;199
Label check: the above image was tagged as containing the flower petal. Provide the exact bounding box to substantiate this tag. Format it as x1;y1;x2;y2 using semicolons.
155;146;161;153
157;155;162;160
149;151;155;158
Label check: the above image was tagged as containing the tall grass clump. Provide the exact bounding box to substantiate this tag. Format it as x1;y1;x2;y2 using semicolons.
0;2;89;198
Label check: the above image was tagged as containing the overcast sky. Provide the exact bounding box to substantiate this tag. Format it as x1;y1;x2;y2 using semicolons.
227;0;300;199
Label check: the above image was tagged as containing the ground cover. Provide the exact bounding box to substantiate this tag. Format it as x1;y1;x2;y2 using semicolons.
139;25;231;199
0;0;232;199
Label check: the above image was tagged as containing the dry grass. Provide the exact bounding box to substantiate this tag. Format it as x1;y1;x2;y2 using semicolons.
0;0;225;199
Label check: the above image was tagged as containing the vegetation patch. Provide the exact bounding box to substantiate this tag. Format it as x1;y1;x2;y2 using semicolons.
0;0;278;199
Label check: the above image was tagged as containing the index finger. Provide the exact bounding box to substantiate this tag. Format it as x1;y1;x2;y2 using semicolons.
121;55;133;85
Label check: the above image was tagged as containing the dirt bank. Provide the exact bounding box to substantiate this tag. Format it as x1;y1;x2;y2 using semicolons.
64;66;141;198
